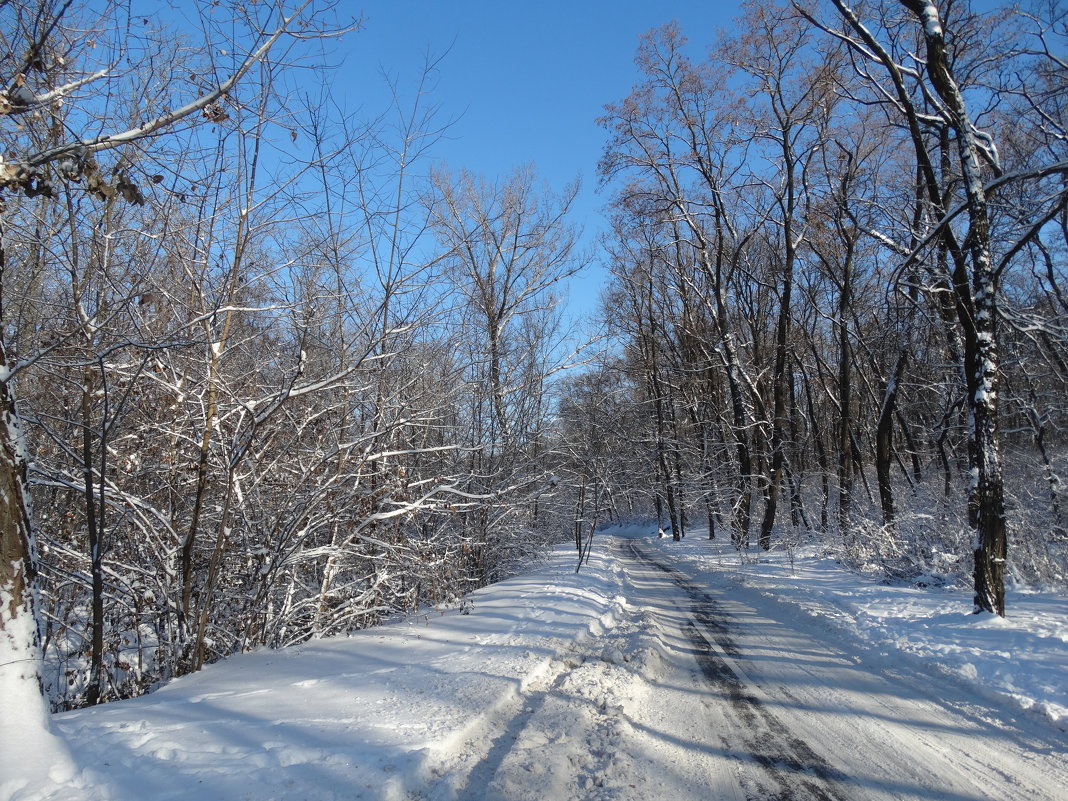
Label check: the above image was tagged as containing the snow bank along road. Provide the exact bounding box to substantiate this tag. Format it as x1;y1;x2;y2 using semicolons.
8;532;1067;801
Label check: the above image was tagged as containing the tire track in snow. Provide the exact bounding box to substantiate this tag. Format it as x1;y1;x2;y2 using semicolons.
448;662;568;799
416;536;1064;801
624;538;1068;801
418;538;684;801
417;586;633;801
625;539;854;801
427;537;857;801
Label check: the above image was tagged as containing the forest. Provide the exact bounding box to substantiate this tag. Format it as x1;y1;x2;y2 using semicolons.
0;0;1065;715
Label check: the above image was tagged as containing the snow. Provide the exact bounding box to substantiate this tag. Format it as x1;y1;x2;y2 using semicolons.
0;581;76;800
917;1;945;39
5;548;635;801
4;525;1066;801
643;528;1068;726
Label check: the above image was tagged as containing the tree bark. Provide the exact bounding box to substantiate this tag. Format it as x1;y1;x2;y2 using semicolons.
900;0;1007;615
0;355;41;674
876;352;908;527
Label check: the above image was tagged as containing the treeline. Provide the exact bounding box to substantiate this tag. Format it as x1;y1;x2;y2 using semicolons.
1;2;584;709
587;1;1067;611
3;0;1065;716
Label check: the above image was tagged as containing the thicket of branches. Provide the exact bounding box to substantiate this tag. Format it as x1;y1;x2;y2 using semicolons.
3;0;1065;716
589;0;1067;611
1;1;584;710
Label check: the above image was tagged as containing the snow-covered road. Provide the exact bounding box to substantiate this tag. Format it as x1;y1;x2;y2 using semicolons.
614;538;1065;801
6;531;1066;801
429;536;1066;801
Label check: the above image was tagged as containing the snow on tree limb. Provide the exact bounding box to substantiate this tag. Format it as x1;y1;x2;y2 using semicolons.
6;0;314;173
900;159;1068;272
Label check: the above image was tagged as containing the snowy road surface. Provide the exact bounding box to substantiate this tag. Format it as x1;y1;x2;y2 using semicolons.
6;530;1067;801
610;539;1064;801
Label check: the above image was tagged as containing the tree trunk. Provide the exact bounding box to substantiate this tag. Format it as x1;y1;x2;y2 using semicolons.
759;121;799;551
759;333;791;550
876;352;908;527
0;344;73;774
837;257;853;539
900;0;1008;615
82;367;105;706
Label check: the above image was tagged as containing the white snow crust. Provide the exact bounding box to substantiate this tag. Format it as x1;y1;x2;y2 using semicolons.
4;524;1065;801
0;586;76;800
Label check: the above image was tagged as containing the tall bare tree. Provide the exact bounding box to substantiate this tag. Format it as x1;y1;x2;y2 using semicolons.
0;0;336;736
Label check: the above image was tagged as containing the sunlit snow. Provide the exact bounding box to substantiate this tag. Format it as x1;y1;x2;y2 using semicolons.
3;525;1065;801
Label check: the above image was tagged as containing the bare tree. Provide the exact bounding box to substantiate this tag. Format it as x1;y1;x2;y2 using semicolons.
0;0;340;736
430;165;585;574
805;0;1068;613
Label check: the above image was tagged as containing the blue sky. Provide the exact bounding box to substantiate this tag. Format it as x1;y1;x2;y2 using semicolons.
341;2;742;319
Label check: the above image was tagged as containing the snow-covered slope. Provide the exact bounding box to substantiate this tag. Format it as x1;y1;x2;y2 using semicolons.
3;543;634;801
3;526;1065;801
